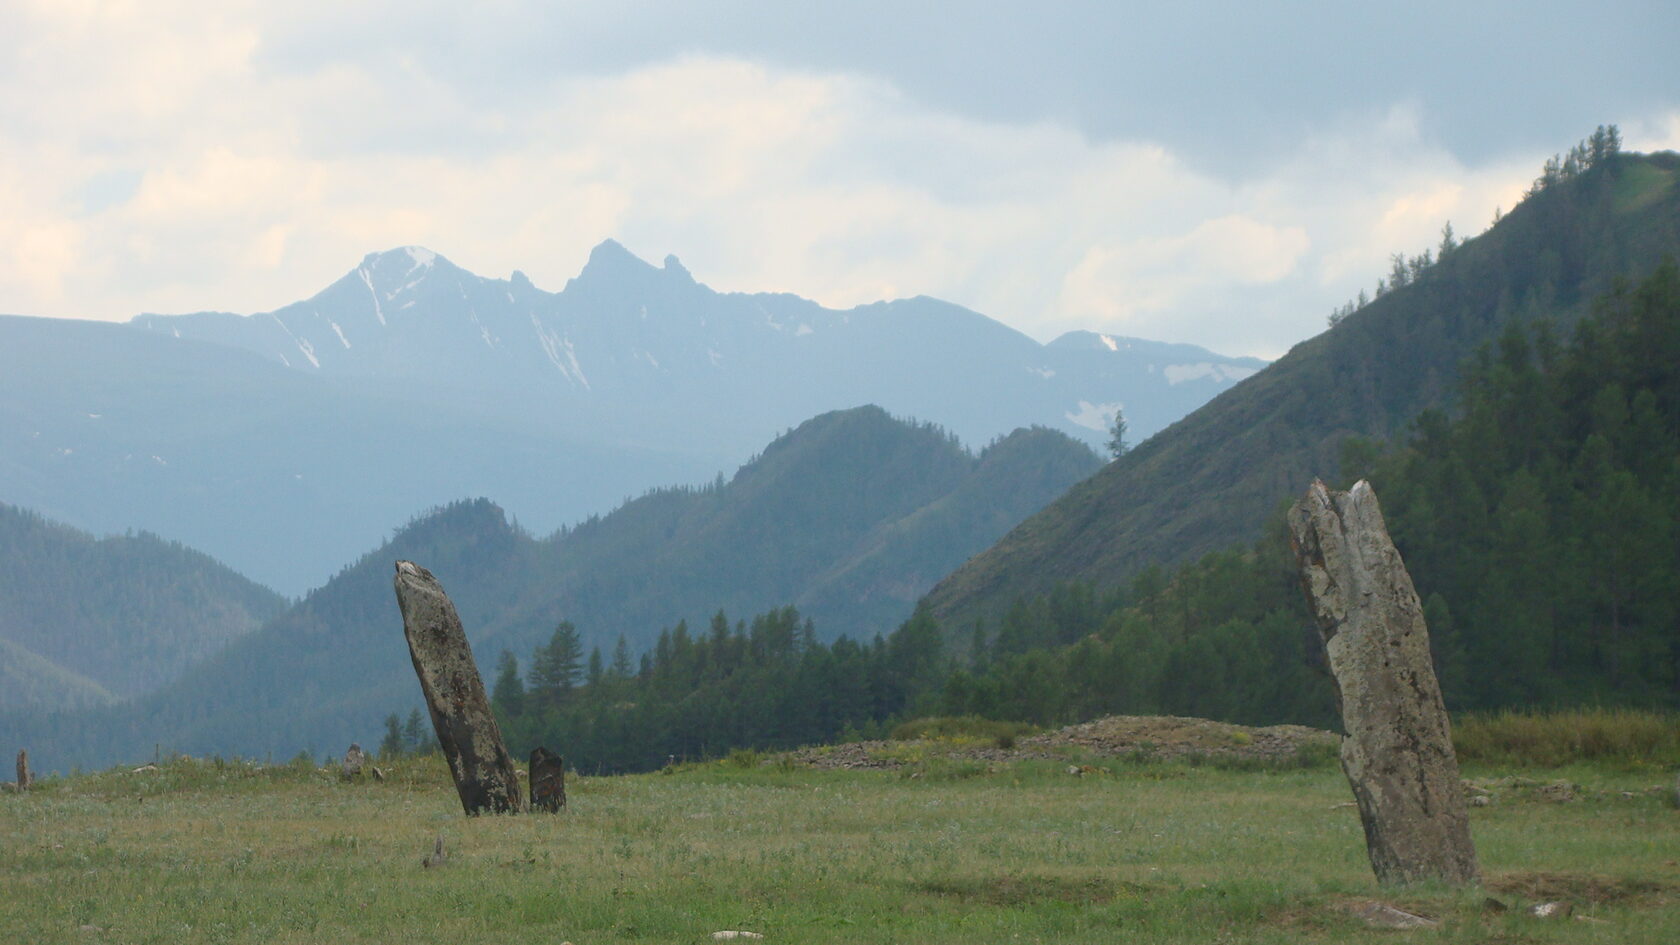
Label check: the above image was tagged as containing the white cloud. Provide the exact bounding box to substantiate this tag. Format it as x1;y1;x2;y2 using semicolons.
1;5;1674;358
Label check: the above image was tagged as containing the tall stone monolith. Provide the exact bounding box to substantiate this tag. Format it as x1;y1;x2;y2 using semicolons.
15;749;30;791
392;560;523;815
1288;479;1479;886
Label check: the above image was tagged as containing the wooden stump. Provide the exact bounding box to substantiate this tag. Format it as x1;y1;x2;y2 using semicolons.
530;746;567;812
392;560;523;815
1288;479;1479;886
15;750;29;792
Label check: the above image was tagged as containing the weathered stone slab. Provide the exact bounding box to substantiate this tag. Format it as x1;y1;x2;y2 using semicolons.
392;560;522;815
1288;479;1479;886
341;743;366;781
530;746;567;812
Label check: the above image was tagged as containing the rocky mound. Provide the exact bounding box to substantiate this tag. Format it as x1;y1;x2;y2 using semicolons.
791;715;1339;771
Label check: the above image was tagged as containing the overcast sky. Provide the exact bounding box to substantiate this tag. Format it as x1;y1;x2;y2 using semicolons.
3;1;1677;358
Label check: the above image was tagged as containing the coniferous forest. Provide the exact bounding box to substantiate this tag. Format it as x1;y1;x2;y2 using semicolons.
474;258;1680;774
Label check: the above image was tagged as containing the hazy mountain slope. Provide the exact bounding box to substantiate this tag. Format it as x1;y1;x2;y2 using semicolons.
0;315;710;595
794;426;1105;636
2;409;1098;770
0;637;114;713
0;503;286;699
924;151;1680;629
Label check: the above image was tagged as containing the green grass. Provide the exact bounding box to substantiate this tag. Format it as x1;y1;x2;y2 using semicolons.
4;751;1678;943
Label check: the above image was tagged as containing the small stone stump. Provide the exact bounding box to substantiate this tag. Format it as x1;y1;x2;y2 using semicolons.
1288;479;1479;886
392;560;523;815
341;744;366;780
530;746;567;812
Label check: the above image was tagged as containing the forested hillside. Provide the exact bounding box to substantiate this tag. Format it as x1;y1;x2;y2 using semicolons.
523;408;1102;646
0;505;286;705
3;409;1099;770
467;261;1680;771
925;147;1680;631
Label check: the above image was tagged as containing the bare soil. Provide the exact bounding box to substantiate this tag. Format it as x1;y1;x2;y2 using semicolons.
791;714;1340;770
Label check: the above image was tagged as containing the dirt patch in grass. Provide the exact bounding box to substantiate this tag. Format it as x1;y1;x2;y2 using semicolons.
1487;870;1679;907
791;714;1338;770
912;873;1131;906
1023;715;1336;763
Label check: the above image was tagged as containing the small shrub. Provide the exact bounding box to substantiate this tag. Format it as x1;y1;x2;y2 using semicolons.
726;748;762;769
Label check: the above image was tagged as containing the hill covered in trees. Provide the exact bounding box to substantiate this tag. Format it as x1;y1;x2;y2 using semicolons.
0;505;287;709
924;145;1680;631
466;260;1680;770
4;408;1099;770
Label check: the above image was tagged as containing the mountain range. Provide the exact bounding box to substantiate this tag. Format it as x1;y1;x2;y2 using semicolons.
2;242;1260;596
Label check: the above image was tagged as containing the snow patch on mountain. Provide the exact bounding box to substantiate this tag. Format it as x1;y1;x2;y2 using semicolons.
471;310;495;348
357;267;386;326
531;315;590;389
1065;400;1123;432
269;313;321;369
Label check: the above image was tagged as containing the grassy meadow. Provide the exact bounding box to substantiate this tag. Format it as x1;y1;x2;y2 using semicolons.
3;734;1678;944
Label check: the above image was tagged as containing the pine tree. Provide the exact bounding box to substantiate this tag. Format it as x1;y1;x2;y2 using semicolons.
379;713;404;758
491;650;524;719
1106;408;1130;459
403;708;430;754
610;636;634;678
529;621;584;705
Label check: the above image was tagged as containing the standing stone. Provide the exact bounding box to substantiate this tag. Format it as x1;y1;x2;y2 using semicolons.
15;750;30;792
530;746;567;812
1288;479;1479;886
392;560;522;815
341;743;366;780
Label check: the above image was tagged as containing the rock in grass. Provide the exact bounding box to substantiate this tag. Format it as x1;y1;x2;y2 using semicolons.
711;933;764;940
341;744;365;781
422;835;446;868
1351;901;1438;929
392;560;522;816
1528;900;1573;919
530;746;567;813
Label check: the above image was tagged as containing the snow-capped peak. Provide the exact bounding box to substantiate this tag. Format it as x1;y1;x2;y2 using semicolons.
403;246;437;270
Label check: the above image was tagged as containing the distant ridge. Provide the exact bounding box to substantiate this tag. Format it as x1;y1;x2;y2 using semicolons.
924;150;1680;629
1;407;1101;769
0;503;286;702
